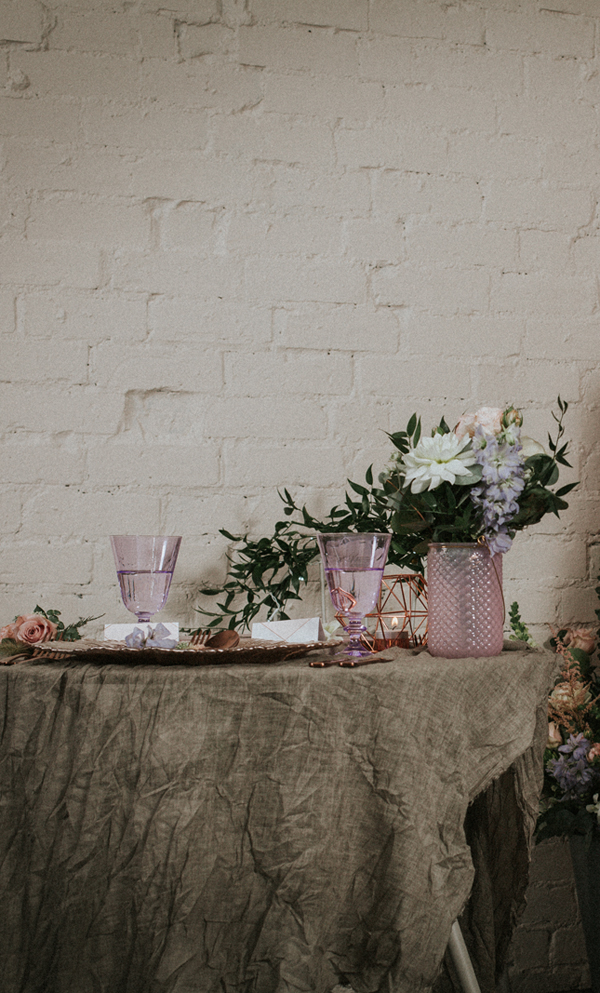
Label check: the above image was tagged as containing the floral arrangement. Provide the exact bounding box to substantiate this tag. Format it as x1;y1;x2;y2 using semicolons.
0;605;100;663
380;398;575;557
195;399;574;630
537;603;600;841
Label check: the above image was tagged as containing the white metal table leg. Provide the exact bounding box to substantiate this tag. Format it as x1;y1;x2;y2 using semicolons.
447;921;482;993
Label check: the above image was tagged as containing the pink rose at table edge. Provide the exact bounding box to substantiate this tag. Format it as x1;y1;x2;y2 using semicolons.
0;622;19;641
14;614;57;645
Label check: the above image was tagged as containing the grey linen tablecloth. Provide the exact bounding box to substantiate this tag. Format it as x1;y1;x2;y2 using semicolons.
0;646;557;993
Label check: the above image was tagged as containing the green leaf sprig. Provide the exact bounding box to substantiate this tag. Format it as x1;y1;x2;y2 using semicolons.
508;601;535;645
33;605;103;641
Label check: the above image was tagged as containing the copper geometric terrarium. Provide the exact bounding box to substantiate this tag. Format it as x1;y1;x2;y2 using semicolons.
336;573;428;651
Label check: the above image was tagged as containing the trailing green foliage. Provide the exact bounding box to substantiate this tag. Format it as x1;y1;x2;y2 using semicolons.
197;473;423;632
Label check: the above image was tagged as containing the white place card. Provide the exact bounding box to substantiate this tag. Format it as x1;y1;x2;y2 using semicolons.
104;622;179;642
251;617;325;644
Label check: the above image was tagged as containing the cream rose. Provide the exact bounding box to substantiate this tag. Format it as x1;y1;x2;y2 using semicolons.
14;614;57;645
455;407;503;440
549;679;591;708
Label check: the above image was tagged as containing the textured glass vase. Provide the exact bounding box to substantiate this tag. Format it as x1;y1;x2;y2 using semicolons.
426;542;504;659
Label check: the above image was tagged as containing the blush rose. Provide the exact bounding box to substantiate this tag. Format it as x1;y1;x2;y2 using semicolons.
455;407;503;440
13;614;57;645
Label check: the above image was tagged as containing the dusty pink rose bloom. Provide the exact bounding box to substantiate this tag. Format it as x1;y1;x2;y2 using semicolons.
455;407;503;440
14;614;57;645
0;622;19;641
588;743;600;763
547;722;562;748
562;627;597;655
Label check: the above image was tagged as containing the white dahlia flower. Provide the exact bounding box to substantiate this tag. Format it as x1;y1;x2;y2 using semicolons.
401;433;477;494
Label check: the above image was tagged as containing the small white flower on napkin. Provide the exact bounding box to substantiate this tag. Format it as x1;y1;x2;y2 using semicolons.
125;623;177;649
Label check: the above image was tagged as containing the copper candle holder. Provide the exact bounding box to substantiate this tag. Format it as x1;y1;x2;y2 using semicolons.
336;573;428;652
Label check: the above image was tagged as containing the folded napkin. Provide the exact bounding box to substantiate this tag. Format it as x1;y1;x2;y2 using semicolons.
251;617;325;644
124;623;177;649
104;622;179;643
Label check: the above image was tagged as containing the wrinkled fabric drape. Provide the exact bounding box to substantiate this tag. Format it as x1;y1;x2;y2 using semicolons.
0;647;556;993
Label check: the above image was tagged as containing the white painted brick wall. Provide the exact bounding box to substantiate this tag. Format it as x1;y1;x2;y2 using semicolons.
0;0;598;637
1;3;599;983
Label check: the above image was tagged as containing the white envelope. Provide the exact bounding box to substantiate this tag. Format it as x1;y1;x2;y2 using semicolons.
251;617;325;644
104;622;179;642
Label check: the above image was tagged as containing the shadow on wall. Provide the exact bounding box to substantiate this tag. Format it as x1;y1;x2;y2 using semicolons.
506;837;590;993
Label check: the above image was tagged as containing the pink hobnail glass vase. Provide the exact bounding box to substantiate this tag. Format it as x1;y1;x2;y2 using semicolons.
426;542;504;659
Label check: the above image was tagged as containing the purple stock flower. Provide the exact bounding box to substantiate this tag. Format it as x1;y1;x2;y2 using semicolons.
470;425;526;552
485;529;513;555
547;733;600;798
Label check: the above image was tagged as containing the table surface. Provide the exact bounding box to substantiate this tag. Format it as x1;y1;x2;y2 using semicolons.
0;646;557;993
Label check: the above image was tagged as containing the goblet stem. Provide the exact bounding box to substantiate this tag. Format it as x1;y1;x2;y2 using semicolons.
344;617;370;657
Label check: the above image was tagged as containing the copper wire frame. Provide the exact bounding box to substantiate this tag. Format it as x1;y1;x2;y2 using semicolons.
336;573;428;652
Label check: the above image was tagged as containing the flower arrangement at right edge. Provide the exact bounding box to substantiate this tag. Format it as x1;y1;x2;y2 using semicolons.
535;614;600;993
379;398;576;657
536;621;600;842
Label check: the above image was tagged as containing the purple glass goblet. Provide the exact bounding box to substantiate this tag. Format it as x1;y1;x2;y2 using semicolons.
317;532;391;665
110;535;182;624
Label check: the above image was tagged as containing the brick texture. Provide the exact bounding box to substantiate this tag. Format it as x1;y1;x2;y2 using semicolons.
1;5;599;985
